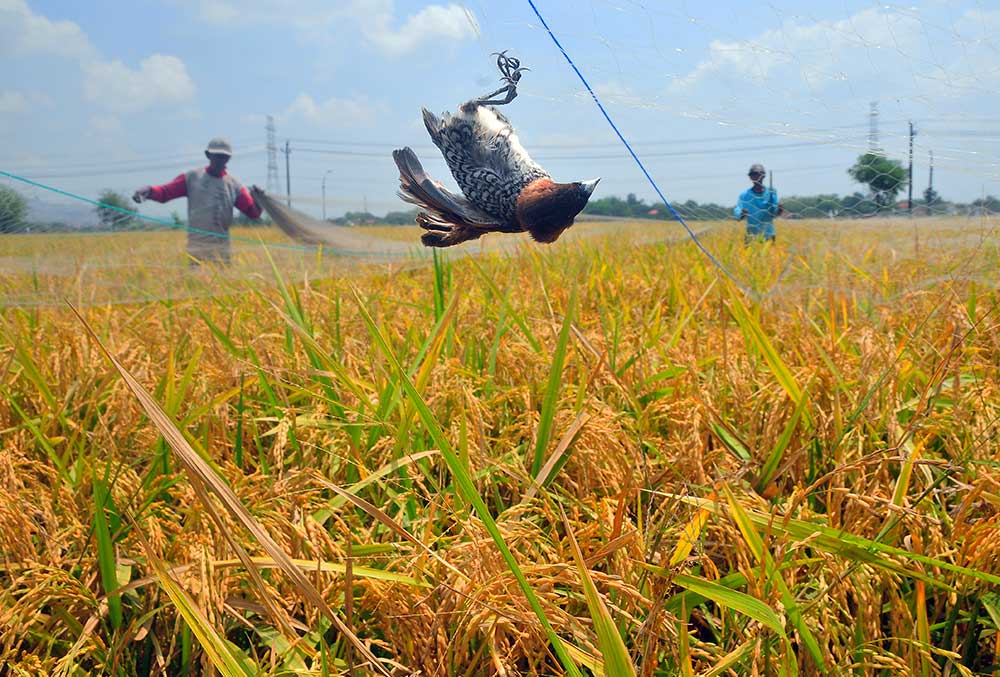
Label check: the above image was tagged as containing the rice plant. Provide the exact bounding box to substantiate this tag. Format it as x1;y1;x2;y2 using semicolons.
2;217;999;675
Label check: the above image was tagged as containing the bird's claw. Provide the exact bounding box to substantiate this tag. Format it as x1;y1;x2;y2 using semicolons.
493;50;529;87
468;50;529;107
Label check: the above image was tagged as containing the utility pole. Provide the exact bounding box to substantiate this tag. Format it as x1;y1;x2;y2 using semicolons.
265;116;279;194
283;140;291;208
907;121;915;216
322;170;333;221
928;150;934;195
868;101;880;154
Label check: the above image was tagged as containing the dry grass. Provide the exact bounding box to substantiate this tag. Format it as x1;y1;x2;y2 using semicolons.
2;217;1000;675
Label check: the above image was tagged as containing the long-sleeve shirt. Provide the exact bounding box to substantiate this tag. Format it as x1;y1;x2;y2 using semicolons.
148;168;262;219
146;166;261;262
733;187;779;238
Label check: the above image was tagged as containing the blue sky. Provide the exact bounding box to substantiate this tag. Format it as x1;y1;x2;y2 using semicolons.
3;0;1000;220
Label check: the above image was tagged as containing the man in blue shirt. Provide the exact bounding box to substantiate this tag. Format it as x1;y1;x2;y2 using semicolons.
734;163;783;243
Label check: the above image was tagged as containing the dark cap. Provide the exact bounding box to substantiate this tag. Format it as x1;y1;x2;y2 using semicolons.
748;163;765;176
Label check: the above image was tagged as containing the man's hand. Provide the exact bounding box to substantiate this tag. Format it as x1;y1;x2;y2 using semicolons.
777;203;785;216
132;186;152;204
739;208;748;220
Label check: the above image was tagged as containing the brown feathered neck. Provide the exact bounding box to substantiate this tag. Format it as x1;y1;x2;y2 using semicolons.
514;178;588;244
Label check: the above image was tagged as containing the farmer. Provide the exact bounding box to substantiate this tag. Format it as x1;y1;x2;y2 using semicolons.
132;138;263;265
734;163;783;243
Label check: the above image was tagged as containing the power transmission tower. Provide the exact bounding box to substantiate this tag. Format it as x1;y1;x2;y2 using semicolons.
868;101;880;154
266;116;279;194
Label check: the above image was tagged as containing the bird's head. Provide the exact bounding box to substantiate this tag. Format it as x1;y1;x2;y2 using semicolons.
516;178;600;243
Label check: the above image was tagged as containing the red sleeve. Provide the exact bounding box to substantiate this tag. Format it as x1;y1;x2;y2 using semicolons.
148;174;187;203
235;186;262;219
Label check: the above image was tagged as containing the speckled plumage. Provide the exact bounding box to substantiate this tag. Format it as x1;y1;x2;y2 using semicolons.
421;105;549;222
394;101;598;248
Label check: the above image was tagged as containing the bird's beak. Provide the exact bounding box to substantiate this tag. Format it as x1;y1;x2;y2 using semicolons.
580;178;600;197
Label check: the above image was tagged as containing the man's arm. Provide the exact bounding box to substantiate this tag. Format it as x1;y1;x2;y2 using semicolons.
769;189;783;216
235;186;263;220
134;174;187;203
733;194;748;220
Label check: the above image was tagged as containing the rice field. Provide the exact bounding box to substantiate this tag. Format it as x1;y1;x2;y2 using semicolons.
2;217;1000;676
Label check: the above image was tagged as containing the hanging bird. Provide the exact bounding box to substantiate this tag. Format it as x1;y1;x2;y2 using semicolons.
393;51;600;247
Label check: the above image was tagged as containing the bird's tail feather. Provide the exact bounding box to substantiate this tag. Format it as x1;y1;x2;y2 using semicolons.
421;108;444;144
393;147;500;247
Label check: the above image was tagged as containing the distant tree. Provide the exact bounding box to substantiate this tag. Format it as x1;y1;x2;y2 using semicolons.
0;184;29;233
970;195;1000;215
782;194;843;218
847;153;908;211
584;195;628;217
840;191;879;217
96;189;136;230
383;209;419;225
335;211;378;225
234;212;268;227
922;186;941;214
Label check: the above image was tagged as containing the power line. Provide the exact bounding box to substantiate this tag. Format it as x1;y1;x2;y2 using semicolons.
0;138;261;166
3;148;268;176
292;138;847;162
6;153;268;180
288;117;1000;151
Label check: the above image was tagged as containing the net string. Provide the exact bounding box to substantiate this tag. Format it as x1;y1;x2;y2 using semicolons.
0;169;413;258
525;0;794;300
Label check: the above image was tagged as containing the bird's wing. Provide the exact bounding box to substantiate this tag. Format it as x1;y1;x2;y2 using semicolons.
422;107;548;220
393;147;506;232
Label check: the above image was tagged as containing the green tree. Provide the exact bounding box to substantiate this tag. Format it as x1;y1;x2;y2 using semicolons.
970;195;1000;216
0;184;29;233
847;153;908;211
840;191;878;217
96;189;137;230
383;209;419;225
782;194;843;218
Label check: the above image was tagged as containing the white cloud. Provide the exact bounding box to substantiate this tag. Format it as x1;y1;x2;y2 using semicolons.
0;0;94;60
83;55;196;114
671;6;1000;103
0;91;30;114
174;0;479;55
88;113;124;137
593;81;646;107
1;1;196;114
0;90;52;115
283;93;381;127
362;3;479;56
672;8;931;91
172;0;303;26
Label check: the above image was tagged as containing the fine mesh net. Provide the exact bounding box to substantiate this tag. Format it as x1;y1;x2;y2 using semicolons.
2;1;1000;306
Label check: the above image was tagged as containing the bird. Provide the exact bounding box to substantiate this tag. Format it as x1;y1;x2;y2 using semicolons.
393;51;600;247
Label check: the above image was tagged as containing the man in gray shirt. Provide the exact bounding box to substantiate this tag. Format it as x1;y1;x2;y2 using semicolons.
133;138;263;265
